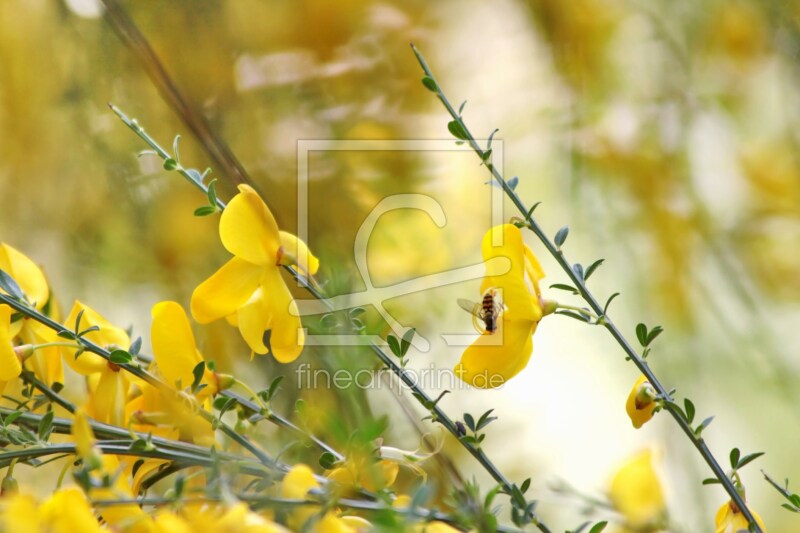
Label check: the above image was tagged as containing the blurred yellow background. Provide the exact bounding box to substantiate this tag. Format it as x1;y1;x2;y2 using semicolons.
1;0;799;530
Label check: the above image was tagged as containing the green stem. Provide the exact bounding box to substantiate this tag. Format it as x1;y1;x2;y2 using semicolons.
410;43;763;533
110;106;551;532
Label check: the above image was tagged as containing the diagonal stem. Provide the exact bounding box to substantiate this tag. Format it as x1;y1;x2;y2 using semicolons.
410;43;763;533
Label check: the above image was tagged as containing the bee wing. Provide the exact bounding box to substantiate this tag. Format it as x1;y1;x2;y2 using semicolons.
456;298;482;319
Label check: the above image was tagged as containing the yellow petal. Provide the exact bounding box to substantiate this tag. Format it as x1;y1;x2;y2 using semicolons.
152;301;203;389
715;501;767;533
191;257;262;324
61;301;130;376
237;287;271;354
480;225;526;279
0;243;49;309
278;231;320;275
260;268;304;363
91;367;129;426
454;318;535;388
40;487;106;533
281;464;320;531
71;409;96;459
0;306;22;381
609;449;665;528
625;375;656;429
2;493;41;532
219;184;280;266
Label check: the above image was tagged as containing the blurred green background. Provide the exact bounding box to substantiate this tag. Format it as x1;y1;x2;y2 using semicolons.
1;0;800;530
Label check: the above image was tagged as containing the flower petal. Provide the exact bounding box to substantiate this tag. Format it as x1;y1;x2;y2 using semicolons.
0;243;49;309
90;367;128;426
0;306;22;381
152;301;203;389
260;267;304;363
237;287;271;355
278;231;320;275
191;257;262;324
609;449;665;528
625;375;656;429
454;318;535;388
61;301;130;376
219;184;280;266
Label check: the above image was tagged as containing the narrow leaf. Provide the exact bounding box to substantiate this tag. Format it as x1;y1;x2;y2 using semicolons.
684;398;696;424
447;120;469;140
109;350;133;365
421;76;437;92
194;206;217;217
636;323;648;346
554;226;569;248
0;270;24;301
736;452;765;470
584;259;605;280
588;522;608;533
604;292;620;314
172;134;181;164
386;335;401;357
730;448;741;469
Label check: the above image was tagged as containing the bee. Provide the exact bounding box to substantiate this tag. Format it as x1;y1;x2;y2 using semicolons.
457;288;503;334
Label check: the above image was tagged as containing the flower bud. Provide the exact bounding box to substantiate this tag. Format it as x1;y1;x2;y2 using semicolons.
1;475;18;496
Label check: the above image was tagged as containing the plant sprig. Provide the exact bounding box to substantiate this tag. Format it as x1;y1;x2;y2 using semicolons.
411;43;764;533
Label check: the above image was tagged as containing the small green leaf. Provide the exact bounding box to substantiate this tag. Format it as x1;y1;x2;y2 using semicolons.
386;335;401;357
520;477;531;494
400;328;415;356
265;375;284;402
319;451;337;470
163;158;178;171
207;178;218;205
463;413;476;432
526;202;542;220
604;292;620;314
348;307;366;318
37;411;54;441
588;522;608;533
421;76;437;92
109;350;133;365
194;206;217;217
695;416;715;436
191;361;206;392
736;452;765;470
172;134;181;164
129;337;142;356
572;263;584;282
481;149;493;162
555;310;590;322
554;226;569;248
549;283;579;294
447;120;469;141
635;323;648;346
458;100;467;116
487;128;499;150
730;448;741;469
0;270;25;301
185;168;203;183
507;176;519;190
584;259;605;280
645;326;664;346
684;398;695;424
702;478;722;485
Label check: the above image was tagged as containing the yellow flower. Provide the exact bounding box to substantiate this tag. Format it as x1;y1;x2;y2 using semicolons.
61;301;131;426
393;496;462;532
0;243;62;387
1;487;107;533
625;375;657;429
0;243;49;311
151;300;227;398
715;500;766;533
70;409;148;529
454;224;545;388
609;449;666;530
191;184;319;363
326;456;399;493
282;464;366;532
0;305;22;383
